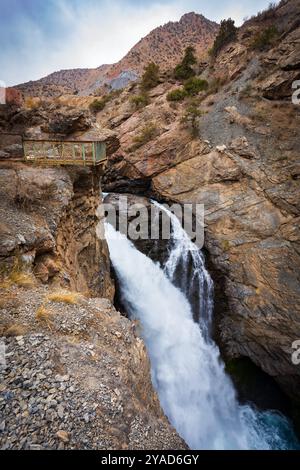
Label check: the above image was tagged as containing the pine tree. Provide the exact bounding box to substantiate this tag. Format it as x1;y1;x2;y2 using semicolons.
140;63;160;92
174;46;197;80
210;19;237;57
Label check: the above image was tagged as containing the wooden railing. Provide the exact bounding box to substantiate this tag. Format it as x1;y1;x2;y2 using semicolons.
23;139;107;166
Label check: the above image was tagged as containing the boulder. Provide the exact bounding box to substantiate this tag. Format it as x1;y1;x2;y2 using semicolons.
45;109;93;135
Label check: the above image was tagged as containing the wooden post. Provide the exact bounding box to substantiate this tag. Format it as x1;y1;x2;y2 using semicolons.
82;144;86;166
92;143;96;166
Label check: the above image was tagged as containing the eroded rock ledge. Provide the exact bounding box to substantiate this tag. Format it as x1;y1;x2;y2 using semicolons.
0;162;113;299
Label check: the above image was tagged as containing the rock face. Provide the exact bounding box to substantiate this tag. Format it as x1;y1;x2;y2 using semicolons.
0;162;113;299
45;109;93;135
1;0;300;442
104;193;170;265
100;0;300;403
0;287;186;450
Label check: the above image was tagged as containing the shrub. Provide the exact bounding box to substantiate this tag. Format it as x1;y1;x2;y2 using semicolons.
221;239;231;251
181;105;202;137
0;254;36;289
166;88;187;102
251;26;279;51
89;89;123;113
8;272;36;288
174;46;197;80
89;98;106;113
184;77;209;96
130;93;149;109
210;18;237;57
130;123;158;150
206;77;227;95
140;63;160;91
24;97;41;110
255;2;279;22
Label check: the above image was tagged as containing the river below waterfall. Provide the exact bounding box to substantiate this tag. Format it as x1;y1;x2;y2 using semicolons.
105;201;299;450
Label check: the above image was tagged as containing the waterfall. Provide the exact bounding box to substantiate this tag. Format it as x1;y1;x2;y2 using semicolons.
153;201;214;341
105;202;299;450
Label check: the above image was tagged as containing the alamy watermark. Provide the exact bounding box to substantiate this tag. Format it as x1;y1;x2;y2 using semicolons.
97;196;204;249
292;80;300;105
291;340;300;365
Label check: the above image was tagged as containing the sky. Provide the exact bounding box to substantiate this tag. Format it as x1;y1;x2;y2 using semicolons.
0;0;276;86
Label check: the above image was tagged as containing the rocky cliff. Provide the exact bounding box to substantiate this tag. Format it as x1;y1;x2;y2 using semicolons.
1;0;300;444
97;0;300;404
0;162;113;299
0;160;185;449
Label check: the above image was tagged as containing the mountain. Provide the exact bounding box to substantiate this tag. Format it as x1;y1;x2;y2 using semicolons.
16;12;219;98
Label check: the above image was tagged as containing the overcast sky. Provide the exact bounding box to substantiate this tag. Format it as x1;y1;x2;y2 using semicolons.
1;0;275;86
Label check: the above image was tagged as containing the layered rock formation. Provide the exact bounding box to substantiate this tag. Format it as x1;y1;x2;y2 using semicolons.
99;0;300;403
0;163;113;299
1;0;300;444
0;90;188;447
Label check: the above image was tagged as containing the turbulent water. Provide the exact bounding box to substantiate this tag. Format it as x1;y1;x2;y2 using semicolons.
105;202;299;450
155;201;214;342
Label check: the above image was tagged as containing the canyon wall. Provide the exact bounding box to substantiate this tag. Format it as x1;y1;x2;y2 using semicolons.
0;161;186;449
0;162;114;299
99;0;300;403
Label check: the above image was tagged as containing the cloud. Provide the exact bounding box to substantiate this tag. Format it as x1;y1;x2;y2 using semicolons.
1;0;274;86
2;0;185;85
56;0;185;66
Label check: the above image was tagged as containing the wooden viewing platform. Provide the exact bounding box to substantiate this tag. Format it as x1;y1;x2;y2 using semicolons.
0;134;107;167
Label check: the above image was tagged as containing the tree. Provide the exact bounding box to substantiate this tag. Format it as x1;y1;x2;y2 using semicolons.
210;19;237;57
140;63;160;91
174;46;197;80
182;46;197;67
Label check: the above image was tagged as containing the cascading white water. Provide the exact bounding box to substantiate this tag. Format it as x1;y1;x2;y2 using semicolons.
105;203;298;450
154;201;214;341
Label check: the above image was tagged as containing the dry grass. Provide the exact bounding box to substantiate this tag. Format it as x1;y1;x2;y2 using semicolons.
0;258;36;289
47;290;82;305
8;272;36;288
3;324;26;337
36;305;53;329
24;97;41;110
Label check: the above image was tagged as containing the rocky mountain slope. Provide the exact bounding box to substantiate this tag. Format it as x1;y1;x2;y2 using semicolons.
16;12;218;98
94;0;299;406
106;13;218;80
1;0;300;445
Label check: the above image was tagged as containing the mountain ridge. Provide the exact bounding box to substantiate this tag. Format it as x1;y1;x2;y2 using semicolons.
16;12;219;98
